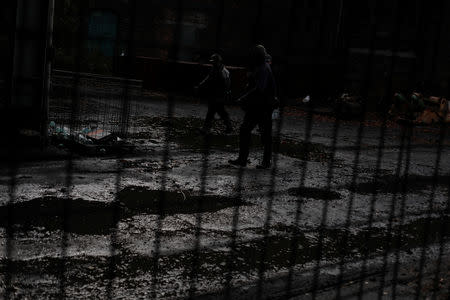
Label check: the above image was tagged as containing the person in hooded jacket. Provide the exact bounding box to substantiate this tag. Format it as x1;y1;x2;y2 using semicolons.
229;45;278;169
195;53;233;134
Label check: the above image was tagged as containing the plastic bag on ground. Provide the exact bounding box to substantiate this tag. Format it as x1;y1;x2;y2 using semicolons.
272;108;280;120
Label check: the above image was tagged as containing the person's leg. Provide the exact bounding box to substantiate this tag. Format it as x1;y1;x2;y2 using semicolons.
202;101;216;132
229;112;257;166
216;103;233;132
240;113;260;161
259;111;273;167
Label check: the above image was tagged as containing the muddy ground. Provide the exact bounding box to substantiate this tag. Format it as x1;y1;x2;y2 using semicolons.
0;92;449;299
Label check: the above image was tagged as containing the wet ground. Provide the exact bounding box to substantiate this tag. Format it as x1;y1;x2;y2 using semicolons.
0;92;449;299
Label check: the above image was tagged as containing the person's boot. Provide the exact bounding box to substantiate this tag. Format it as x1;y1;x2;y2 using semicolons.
256;160;271;169
228;158;247;167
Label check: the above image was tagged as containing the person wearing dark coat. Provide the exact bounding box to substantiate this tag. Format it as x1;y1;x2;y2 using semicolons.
195;53;233;134
229;45;278;169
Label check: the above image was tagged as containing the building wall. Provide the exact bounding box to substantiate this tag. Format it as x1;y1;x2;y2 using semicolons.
82;0;450;102
1;0;53;132
344;0;450;100
0;1;17;93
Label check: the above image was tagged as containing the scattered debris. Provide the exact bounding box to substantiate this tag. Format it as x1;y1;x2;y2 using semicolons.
48;121;71;140
389;92;450;126
302;95;311;104
48;122;133;155
85;128;111;141
178;190;187;201
415;97;450;125
272;108;280;120
334;93;363;118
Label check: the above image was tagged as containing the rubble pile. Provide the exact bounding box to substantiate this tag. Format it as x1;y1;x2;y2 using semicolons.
389;92;450;126
333;93;363;118
48;121;133;155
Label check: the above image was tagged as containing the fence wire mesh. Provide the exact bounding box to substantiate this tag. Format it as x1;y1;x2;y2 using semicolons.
1;0;449;299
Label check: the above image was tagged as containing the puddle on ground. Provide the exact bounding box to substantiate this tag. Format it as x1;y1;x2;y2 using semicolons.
287;187;341;200
118;186;243;216
349;174;450;195
2;216;448;287
0;188;242;235
0;197;114;235
131;116;333;162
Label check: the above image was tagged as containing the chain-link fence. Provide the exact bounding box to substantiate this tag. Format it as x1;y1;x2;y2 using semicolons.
1;0;449;299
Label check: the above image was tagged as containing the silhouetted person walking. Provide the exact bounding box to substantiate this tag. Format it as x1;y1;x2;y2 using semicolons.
229;45;277;169
195;54;233;134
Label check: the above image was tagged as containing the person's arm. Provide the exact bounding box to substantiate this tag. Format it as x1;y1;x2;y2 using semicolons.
236;87;256;103
224;70;231;91
195;68;213;90
237;67;267;102
197;74;210;89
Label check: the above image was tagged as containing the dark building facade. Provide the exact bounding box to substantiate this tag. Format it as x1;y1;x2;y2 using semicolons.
0;1;18;108
1;0;54;133
55;0;450;106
